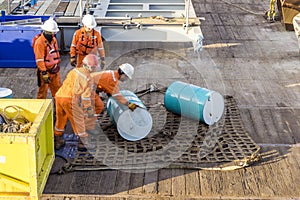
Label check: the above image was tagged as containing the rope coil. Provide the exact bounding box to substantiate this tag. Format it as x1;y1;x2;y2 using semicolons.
0;105;32;133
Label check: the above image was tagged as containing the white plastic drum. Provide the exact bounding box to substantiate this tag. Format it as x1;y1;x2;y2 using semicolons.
116;107;152;141
0;88;12;98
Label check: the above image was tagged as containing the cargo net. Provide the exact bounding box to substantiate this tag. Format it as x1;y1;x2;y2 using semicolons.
70;92;260;171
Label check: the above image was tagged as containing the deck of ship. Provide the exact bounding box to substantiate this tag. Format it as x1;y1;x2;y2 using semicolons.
1;0;300;199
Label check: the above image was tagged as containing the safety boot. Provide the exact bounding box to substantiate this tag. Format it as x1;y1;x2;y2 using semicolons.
78;136;96;151
54;136;65;150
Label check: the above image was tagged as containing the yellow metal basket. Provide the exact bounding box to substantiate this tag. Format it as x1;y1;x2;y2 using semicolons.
0;99;54;200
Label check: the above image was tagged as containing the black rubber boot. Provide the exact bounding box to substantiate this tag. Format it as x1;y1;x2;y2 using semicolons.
54;136;65;150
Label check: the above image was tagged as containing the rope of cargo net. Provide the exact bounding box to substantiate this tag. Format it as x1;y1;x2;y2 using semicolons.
57;84;261;173
0;105;32;133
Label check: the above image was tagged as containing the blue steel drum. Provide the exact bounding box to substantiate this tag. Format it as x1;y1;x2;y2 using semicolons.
164;81;224;125
0;88;13;98
106;90;153;141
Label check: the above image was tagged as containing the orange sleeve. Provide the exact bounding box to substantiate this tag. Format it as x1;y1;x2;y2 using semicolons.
110;85;128;105
99;71;127;105
53;37;60;62
33;36;47;71
75;70;92;108
95;31;105;58
70;29;80;58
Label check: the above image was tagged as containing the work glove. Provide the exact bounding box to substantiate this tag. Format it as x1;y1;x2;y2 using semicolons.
128;102;138;111
86;106;95;118
70;56;76;67
41;71;50;84
100;57;105;69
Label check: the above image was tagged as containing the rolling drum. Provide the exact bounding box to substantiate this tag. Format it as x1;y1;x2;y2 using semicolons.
107;90;153;141
164;81;224;125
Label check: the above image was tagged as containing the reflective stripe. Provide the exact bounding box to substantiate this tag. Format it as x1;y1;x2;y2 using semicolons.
74;69;90;81
112;93;121;97
111;70;116;82
82;97;91;100
36;58;44;62
78;132;88;137
97;47;104;50
55;127;64;132
71;44;76;47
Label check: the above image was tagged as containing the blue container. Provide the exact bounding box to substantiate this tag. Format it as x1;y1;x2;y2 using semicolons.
0;25;42;68
0;88;13;98
107;90;153;141
164;81;224;125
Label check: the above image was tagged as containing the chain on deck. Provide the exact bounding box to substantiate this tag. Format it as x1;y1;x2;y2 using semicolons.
69;93;260;171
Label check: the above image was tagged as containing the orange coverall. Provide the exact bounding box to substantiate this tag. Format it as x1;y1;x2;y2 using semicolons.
70;27;105;68
91;70;128;114
54;67;95;137
33;33;61;99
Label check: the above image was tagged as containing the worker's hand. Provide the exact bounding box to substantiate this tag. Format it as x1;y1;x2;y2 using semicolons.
70;57;76;67
100;57;105;69
86;107;95;118
41;71;50;84
128;102;138;111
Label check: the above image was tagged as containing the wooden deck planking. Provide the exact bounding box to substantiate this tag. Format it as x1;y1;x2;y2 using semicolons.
184;169;200;196
84;171;103;194
239;167;261;197
143;170;158;194
239;108;300;145
35;0;55;16
217;170;246;197
54;1;69;16
44;0;60;16
171;169;185;196
74;0;85;17
0;0;299;199
280;109;300;143
64;1;78;16
198;170;220;196
113;170;131;194
43;170;75;194
255;156;295;196
157;169;172;196
128;171;145;195
98;170;118;194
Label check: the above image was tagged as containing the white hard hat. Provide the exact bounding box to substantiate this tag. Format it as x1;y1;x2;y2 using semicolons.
41;18;59;33
119;63;134;79
82;14;97;29
83;54;99;72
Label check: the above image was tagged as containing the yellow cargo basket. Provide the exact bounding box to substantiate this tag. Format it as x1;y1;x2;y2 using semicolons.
0;99;54;200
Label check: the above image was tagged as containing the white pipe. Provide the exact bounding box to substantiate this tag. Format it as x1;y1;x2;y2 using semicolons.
80;0;83;23
7;0;11;14
185;0;190;32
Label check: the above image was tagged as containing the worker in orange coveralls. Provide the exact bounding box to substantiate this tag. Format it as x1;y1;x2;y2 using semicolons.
33;18;61;99
70;14;105;68
53;54;99;150
91;63;139;115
